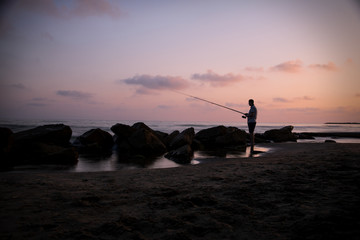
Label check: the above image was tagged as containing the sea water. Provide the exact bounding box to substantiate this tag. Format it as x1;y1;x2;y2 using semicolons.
1;119;359;172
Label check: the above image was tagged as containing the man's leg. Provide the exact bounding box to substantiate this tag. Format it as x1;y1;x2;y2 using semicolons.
248;122;256;153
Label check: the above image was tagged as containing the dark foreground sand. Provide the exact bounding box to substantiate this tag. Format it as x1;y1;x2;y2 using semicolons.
1;143;360;240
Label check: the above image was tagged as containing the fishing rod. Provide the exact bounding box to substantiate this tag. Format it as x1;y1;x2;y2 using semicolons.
173;90;247;116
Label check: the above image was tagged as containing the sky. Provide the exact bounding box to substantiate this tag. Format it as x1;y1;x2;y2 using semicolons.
1;0;360;123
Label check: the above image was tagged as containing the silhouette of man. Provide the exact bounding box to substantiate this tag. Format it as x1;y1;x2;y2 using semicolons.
245;99;257;153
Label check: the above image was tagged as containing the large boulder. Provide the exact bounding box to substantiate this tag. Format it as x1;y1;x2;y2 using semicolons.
111;122;167;157
73;128;113;154
132;122;168;145
195;125;247;147
111;123;135;141
169;127;195;150
165;144;193;164
13;124;72;146
263;125;297;142
127;128;167;156
195;126;228;146
215;127;247;146
0;127;14;170
15;142;78;165
164;130;179;148
11;124;78;165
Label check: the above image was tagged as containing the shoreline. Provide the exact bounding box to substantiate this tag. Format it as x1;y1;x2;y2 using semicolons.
1;142;359;239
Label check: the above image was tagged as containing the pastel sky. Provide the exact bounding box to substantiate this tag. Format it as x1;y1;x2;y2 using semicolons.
1;0;360;123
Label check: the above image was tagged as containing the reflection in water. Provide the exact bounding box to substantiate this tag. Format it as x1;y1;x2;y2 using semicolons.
71;146;269;172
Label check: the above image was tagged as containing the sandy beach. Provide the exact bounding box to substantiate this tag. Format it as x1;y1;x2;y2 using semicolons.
1;142;359;240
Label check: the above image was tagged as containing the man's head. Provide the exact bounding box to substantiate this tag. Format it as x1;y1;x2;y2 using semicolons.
248;99;254;106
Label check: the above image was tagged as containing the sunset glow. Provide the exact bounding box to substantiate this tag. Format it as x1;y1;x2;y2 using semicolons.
1;0;359;123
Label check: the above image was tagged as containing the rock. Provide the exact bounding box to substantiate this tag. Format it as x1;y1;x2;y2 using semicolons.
164;130;179;148
110;123;135;141
112;122;167;157
195;126;228;146
195;125;247;147
296;133;315;140
254;133;271;143
154;130;169;145
169;128;195;150
132;122;169;145
165;144;193;164
215;127;247;146
325;139;336;143
11;124;78;165
11;141;78;165
263;125;297;142
0;127;14;171
128;128;167;156
0;127;13;151
13;124;72;146
28;143;78;164
73;128;114;154
132;122;153;131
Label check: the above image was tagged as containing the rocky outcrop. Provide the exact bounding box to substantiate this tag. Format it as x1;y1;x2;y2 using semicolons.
165;144;193;164
111;123;135;141
111;122;167;157
128;128;167;156
73;128;114;154
216;127;247;146
169;128;195;150
263;126;297;142
195;126;247;148
10;124;78;165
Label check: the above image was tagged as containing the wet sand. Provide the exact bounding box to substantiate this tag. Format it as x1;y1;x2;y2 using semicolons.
1;143;360;240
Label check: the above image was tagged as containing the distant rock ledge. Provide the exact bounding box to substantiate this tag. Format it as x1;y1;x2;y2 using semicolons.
1;122;359;171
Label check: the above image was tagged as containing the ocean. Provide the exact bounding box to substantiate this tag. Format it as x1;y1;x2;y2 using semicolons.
1;119;359;172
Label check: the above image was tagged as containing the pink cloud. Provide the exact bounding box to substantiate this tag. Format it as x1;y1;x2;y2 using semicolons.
308;61;338;71
16;0;62;17
121;74;189;94
16;0;122;19
273;97;291;103
56;90;93;100
244;67;264;72
295;96;315;101
270;60;303;73
273;96;314;103
71;0;122;18
191;70;244;87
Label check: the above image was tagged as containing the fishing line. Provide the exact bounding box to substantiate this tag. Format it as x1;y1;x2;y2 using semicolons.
172;90;247;116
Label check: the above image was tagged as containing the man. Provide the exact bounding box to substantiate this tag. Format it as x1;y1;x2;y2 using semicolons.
245;99;257;153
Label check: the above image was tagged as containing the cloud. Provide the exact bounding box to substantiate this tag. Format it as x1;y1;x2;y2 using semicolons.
70;0;123;18
270;60;303;73
121;74;189;94
273;97;291;103
15;0;122;19
308;61;338;71
157;105;173;110
191;70;244;87
297;96;315;101
244;67;264;72
27;103;47;107
273;96;314;103
284;107;319;112
3;83;28;90
56;90;93;100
